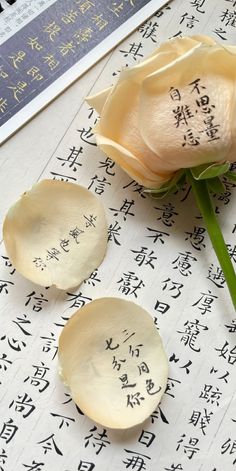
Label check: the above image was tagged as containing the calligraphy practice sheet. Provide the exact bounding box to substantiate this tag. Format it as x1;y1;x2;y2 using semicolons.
0;1;236;470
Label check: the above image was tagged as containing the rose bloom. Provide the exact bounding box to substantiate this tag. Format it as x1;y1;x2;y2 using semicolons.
87;36;236;189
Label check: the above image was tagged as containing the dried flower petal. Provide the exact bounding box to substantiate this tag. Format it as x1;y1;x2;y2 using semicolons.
3;180;107;289
58;297;168;429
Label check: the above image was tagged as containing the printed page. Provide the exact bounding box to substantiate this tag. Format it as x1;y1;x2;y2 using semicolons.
0;1;236;470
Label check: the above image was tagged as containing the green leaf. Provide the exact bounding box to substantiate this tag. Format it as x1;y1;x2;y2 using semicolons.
224;170;236;182
190;162;230;180
207;177;226;194
187;170;236;310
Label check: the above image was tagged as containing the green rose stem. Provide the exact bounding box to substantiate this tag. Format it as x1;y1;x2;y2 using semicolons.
187;170;236;311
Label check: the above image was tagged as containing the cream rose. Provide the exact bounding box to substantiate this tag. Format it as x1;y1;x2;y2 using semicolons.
87;35;236;189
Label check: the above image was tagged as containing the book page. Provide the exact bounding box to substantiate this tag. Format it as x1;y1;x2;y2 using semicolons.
0;1;235;470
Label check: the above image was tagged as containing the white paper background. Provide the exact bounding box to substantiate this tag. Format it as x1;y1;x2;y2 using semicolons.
0;1;236;470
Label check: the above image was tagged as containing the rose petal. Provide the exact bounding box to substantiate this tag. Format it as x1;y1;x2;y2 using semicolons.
95;132;173;188
58;297;168;429
140;43;236;170
3;180;107;289
86;86;112;114
96;79;174;175
118;36;202;85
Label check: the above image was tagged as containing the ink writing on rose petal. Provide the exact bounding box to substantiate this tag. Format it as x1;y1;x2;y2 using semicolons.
168;78;221;147
105;329;162;408
32;213;97;270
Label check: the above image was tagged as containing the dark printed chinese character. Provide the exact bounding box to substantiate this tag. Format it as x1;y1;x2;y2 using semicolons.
50;412;75;429
66;292;91;309
40;332;58;360
215;341;236;365
164;465;183;471
192;290;217;314
84;426;110;455
176;434;200;459
146;227;170;244
199;384;222;406
77;461;95;471
220;8;236;27
98;157;115;175
122;449;150;470
189;408;213;435
0;353;12;372
24;362;50;393
0;419;18;444
25;291;48;312
84;269;101;286
190;0;205;14
180;13;199;28
57;146;83;171
154;300;170;314
110;199;135;221
1;256;15;274
22;460;45;470
108;221;121;245
131;246;157;269
88;175;111;195
165;377;181;398
13;314;32;336
50;171;77;182
139;20;159;42
37;433;63;455
155;203;178;227
117;271;145;297
123;180;146;198
0;335;26;352
9;393;35;418
185;226;206;250
151;406;169;424
0;279;14;294
221;438;236;464
119;42;143;60
77;126;96;145
207;264;225;288
177;319;208;352
138;430;155;447
172;251;197;276
162;278;183;299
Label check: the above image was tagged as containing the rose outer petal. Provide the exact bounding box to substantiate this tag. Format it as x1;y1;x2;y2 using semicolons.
95;133;173;188
140;43;236;170
95;79;175;176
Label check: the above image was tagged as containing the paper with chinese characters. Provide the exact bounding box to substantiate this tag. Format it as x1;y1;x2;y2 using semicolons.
0;1;236;470
0;0;166;144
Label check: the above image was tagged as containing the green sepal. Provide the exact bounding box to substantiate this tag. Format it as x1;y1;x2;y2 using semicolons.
144;170;185;198
207;176;226;194
190;162;230;180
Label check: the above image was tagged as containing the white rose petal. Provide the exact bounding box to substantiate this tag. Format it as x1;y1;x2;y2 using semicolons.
58;297;168;429
3;180;107;290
